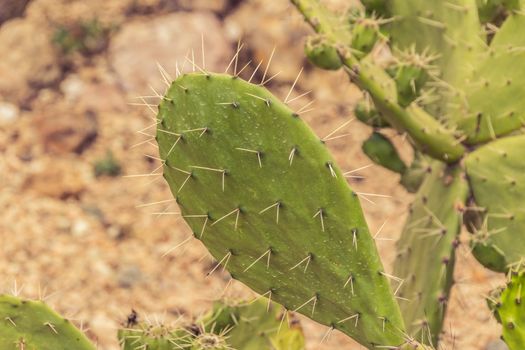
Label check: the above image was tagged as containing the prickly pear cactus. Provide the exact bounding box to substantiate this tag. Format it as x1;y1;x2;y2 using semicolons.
488;268;525;350
465;135;525;272
394;162;468;345
452;11;525;143
156;72;411;348
0;295;95;350
118;321;192;350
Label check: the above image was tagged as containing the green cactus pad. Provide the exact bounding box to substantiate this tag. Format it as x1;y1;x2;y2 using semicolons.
362;132;406;174
304;35;343;70
388;0;484;92
156;72;409;348
465;134;525;271
391;58;433;108
350;18;380;58
354;100;390;128
453;12;525;144
393;162;468;345
118;322;192;350
491;268;525;350
0;295;95;350
202;299;304;350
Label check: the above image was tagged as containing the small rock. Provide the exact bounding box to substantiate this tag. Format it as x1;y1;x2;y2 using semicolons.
34;109;97;154
60;74;85;102
109;12;232;95
117;265;142;288
176;0;231;14
0;18;60;104
0;0;31;25
71;219;90;237
23;157;88;199
0;101;19;124
486;339;509;350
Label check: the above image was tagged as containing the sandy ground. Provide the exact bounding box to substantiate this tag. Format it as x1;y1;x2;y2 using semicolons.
0;1;507;349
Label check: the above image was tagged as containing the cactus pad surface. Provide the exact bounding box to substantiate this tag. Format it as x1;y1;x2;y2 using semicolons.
0;295;95;350
465;134;525;271
156;72;409;348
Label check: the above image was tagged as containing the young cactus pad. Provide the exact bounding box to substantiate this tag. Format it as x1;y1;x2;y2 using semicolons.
490;268;525;350
200;299;304;350
465;134;525;271
0;294;95;350
156;72;411;348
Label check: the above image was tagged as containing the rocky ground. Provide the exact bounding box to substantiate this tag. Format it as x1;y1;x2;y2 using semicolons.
0;0;507;349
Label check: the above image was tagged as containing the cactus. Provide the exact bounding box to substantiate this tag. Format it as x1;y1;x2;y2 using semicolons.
465;135;525;271
393;162;468;345
119;300;304;350
156;72;419;349
0;294;95;350
201;299;304;350
488;266;525;350
118;320;192;350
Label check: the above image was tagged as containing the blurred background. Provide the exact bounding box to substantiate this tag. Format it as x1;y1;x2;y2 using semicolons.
0;0;506;349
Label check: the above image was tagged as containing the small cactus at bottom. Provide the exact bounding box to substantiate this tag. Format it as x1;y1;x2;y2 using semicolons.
200;299;304;350
0;294;95;350
488;267;525;350
118;300;304;350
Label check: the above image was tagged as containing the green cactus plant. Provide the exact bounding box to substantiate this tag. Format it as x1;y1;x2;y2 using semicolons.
488;266;525;350
118;300;304;350
465;134;525;271
201;299;305;350
156;72;417;348
0;295;95;350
